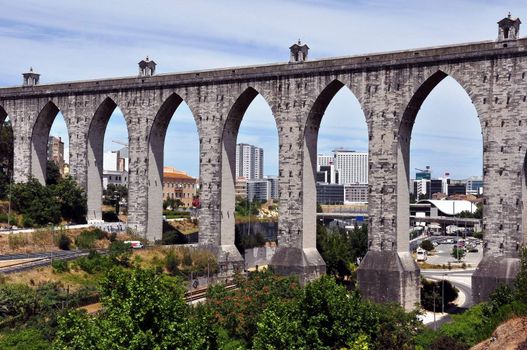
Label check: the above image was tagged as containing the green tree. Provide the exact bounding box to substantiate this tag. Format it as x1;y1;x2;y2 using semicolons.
52;176;87;223
11;177;61;226
54;267;217;350
104;183;128;214
46;160;61;186
317;224;368;278
451;246;466;262
235;196;261;217
253;275;421;350
420;239;435;251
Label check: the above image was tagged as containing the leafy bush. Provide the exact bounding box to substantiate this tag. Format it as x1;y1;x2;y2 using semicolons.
10;176;87;226
165;250;180;275
51;259;69;273
429;335;469;350
252;275;421;350
451;246;466;261
10;177;61;226
420;239;434;251
75;228;107;249
75;251;110;274
108;240;132;267
473;231;483;239
54;268;217;349
0;283;37;322
0;328;50;350
57;233;71;250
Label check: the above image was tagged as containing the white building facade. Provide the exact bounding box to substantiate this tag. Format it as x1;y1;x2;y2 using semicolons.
236;143;264;180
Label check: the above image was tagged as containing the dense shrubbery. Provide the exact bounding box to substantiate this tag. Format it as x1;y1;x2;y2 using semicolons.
74;228;107;249
3;245;527;349
420;239;435;251
57;233;71;250
53;267;216;350
73;241;132;274
9;175;87;227
317;224;368;279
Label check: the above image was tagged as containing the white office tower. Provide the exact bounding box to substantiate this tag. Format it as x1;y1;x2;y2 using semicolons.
236;143;264;180
333;149;368;185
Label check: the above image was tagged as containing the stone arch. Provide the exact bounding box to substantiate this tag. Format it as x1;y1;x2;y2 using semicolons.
397;69;483;250
86;97;130;221
220;86;278;249
146;92;199;240
302;79;368;248
30;100;70;184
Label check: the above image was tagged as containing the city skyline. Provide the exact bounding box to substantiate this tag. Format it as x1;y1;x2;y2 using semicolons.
2;1;524;179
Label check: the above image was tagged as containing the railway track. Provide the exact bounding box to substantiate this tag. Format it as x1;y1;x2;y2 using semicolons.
0;250;103;275
184;283;237;303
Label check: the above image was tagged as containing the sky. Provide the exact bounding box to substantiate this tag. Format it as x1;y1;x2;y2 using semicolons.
1;0;526;179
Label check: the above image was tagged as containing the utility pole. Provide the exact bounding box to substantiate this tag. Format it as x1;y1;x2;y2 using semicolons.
7;173;11;229
442;273;446;314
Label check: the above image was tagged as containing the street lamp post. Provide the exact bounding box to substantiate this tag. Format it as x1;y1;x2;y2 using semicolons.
49;222;54;264
433;285;437;330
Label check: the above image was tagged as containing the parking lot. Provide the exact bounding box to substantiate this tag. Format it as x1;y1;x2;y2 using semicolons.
419;236;483;267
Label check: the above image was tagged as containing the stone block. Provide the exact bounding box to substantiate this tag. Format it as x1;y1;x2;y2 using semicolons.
357;251;420;311
200;243;245;277
472;255;521;304
269;247;325;284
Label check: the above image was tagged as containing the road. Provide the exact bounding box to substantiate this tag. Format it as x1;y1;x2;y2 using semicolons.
421;269;475;308
419;268;476;328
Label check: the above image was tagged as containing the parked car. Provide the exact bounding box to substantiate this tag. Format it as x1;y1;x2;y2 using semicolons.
124;240;144;249
416;248;427;262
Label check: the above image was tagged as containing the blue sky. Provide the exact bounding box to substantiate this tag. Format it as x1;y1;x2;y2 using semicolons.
1;0;525;179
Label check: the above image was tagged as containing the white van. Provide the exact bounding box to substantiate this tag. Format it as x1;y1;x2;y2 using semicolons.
124;240;144;249
416;248;427;262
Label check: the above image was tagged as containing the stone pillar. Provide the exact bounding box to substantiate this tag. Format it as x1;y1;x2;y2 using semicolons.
356;72;420;310
472;62;525;302
7;101;32;183
122;101;152;241
270;100;325;283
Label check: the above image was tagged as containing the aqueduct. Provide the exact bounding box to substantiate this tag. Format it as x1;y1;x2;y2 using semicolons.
1;16;526;309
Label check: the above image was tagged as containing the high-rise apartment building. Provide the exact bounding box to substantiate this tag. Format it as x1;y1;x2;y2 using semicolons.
333;149;368;185
236;143;264;180
47;136;65;175
317;150;368;185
